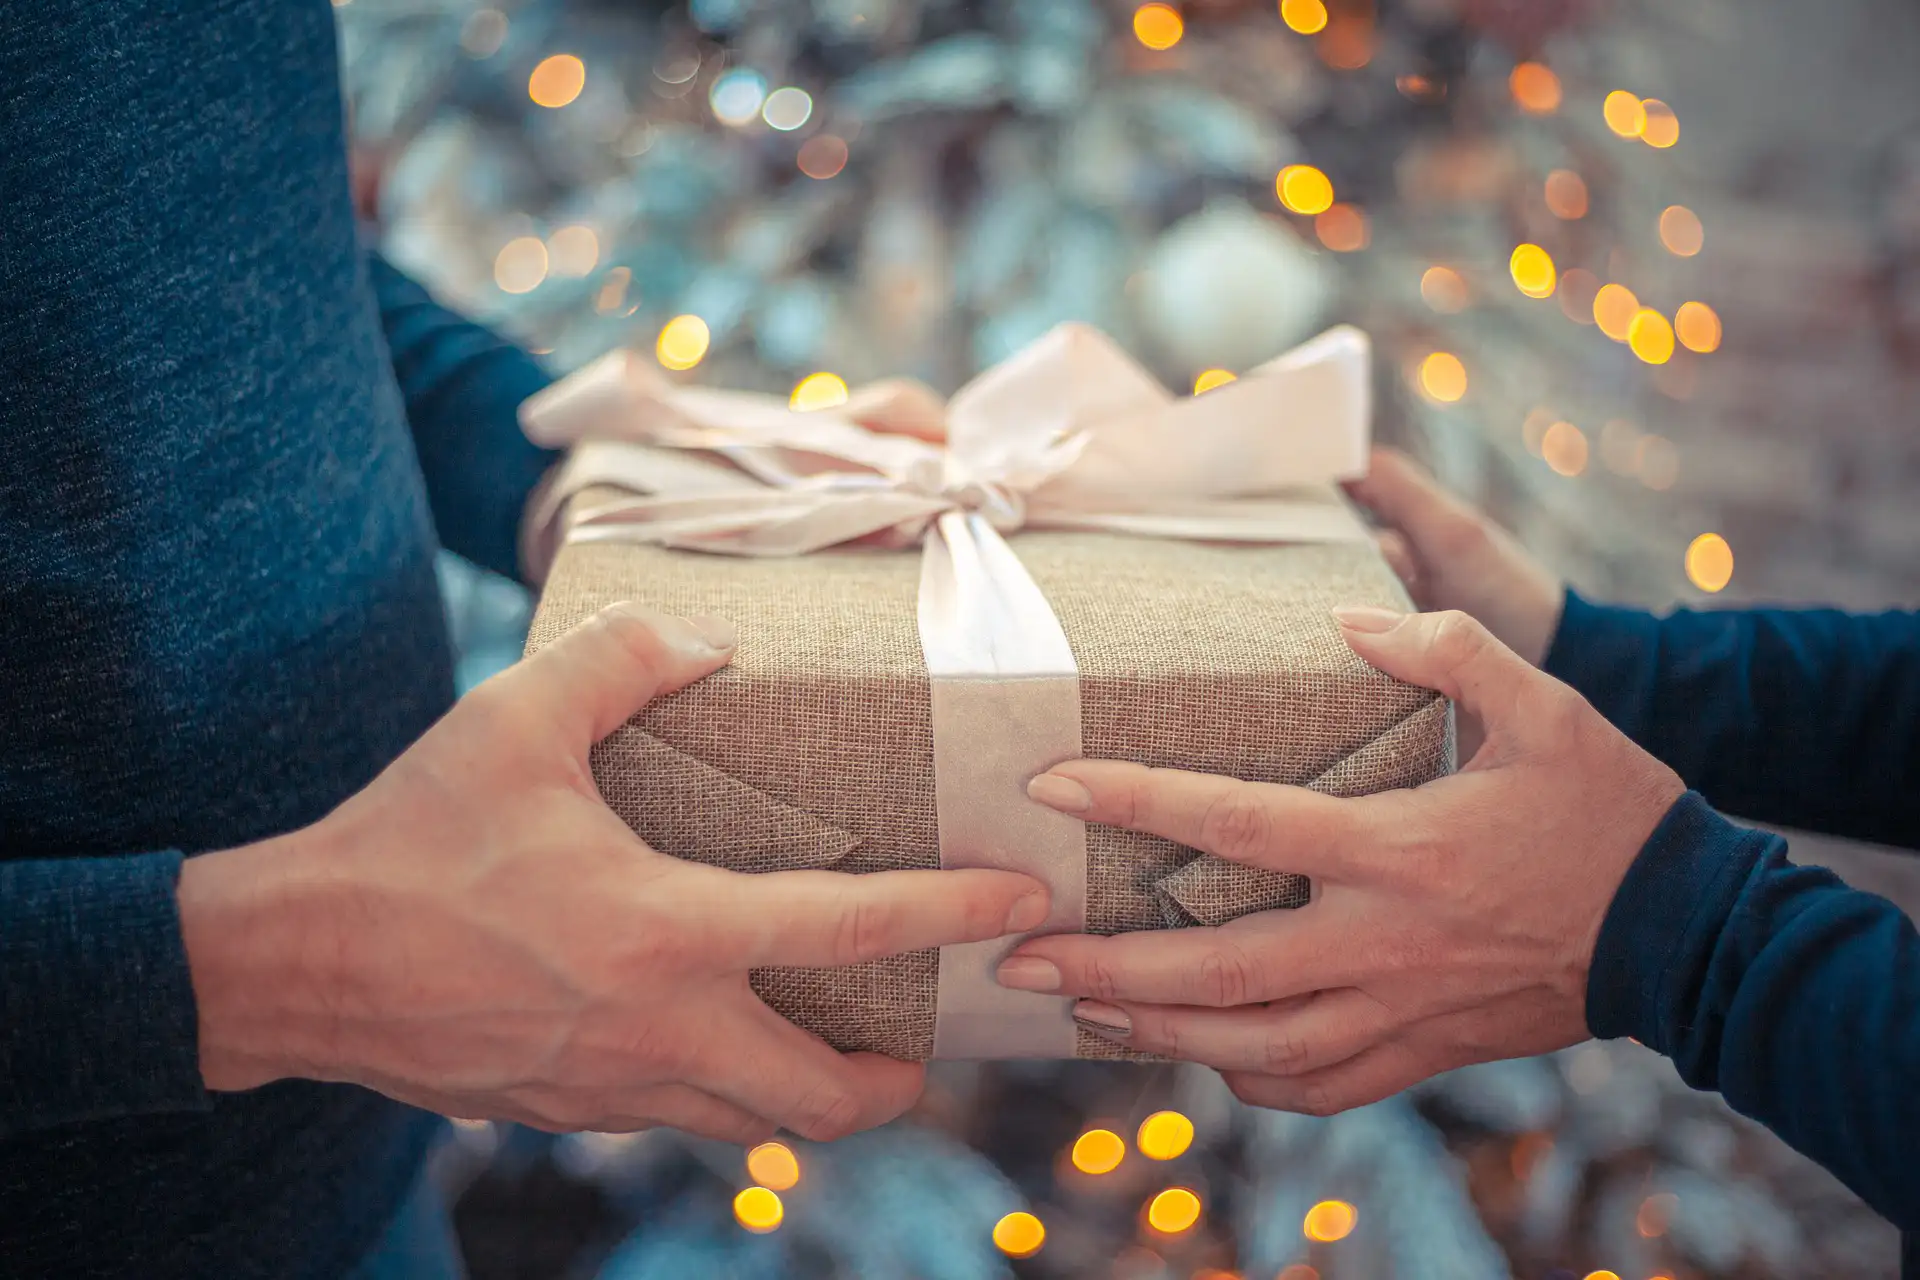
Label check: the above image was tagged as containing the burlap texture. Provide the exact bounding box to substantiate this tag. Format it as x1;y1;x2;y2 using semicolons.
527;491;1452;1061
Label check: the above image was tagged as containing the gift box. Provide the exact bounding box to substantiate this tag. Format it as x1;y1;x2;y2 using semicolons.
521;325;1452;1061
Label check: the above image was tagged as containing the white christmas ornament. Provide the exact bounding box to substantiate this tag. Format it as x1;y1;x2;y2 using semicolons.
1136;201;1334;373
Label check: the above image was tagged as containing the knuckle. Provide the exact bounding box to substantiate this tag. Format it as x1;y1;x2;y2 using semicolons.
1082;953;1122;1002
1430;610;1490;667
586;607;671;672
1199;786;1277;864
1260;1030;1312;1076
1297;1082;1342;1117
1194;945;1262;1007
793;1082;864;1142
833;893;900;965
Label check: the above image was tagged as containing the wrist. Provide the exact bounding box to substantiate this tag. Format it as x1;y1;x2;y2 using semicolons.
177;826;352;1091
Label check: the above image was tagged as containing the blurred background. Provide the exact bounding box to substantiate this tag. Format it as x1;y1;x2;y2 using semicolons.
336;0;1920;1275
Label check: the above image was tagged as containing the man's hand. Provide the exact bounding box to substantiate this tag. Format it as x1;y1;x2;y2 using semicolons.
997;608;1682;1116
1345;447;1565;667
179;607;1047;1143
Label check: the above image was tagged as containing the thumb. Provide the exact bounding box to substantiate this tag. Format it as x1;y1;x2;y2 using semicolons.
1343;447;1485;562
505;605;737;746
1331;607;1534;726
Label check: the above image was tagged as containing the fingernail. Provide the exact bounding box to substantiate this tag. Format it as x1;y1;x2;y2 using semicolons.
689;615;738;651
1072;1001;1133;1038
1027;772;1093;813
1331;605;1405;634
994;956;1061;992
1004;891;1050;934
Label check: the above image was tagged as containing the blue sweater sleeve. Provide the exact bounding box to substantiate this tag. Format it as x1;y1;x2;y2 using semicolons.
0;853;212;1135
368;253;557;581
1589;793;1920;1232
1544;591;1920;850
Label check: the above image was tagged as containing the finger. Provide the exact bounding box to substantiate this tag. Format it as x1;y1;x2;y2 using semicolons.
998;912;1351;1008
1026;761;1374;881
1222;1039;1431;1117
495;604;738;744
626;1083;779;1144
697;999;927;1142
725;867;1050;969
843;378;949;442
1330;608;1535;729
1342;447;1487;560
1375;530;1420;593
1067;988;1394;1075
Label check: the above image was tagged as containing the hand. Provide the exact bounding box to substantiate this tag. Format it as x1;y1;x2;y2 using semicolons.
996;608;1682;1116
1344;447;1564;667
180;606;1047;1142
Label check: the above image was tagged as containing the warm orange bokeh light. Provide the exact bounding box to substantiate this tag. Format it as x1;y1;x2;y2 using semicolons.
1544;169;1589;219
1541;422;1589;477
1558;268;1600;324
790;372;850;412
1509;62;1562;114
1675;301;1722;353
1510;243;1557;299
1629;308;1676;364
1640;99;1679;148
1146;1187;1203;1234
1316;18;1373;70
1686;534;1733;592
1593;283;1640;341
656;314;711;371
1071;1128;1127;1174
733;1186;784;1233
745;1142;800;1191
1421;265;1469;313
1137;1111;1195;1161
1278;164;1336;215
1192;368;1238;395
528;54;586;108
992;1211;1046;1257
1660;204;1704;256
798;134;850;180
1303;1199;1358;1242
1280;0;1329;35
1133;3;1185;50
1419;352;1468;403
1315;203;1369;251
1603;90;1646;138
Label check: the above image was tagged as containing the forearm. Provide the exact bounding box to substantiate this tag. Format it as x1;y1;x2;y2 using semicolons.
0;852;210;1135
369;253;556;580
1589;794;1920;1230
1545;592;1920;846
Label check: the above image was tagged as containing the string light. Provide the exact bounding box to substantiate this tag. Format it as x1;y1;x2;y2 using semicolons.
1315;203;1369;251
1192;369;1238;395
1280;0;1329;34
1659;205;1704;256
992;1211;1046;1257
1420;265;1469;313
790;372;850;411
1629;308;1676;364
798;134;849;180
1544;169;1588;219
1686;534;1734;592
745;1142;800;1191
1640;99;1679;148
1510;243;1557;298
493;236;548;293
528;54;586;108
1541;421;1589;476
1675;301;1722;353
1559;268;1600;324
1603;90;1646;138
1277;164;1335;215
1303;1200;1358;1242
1509;62;1562;114
656;314;711;371
1133;4;1185;50
1418;351;1468;403
733;1186;784;1233
1146;1188;1202;1234
547;225;598;277
1071;1128;1127;1174
1137;1111;1195;1160
1593;283;1640;341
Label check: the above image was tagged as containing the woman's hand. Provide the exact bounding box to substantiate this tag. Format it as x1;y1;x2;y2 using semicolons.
1345;447;1565;667
996;608;1682;1116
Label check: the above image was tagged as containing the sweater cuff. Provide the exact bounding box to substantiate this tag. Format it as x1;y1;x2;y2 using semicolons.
1585;791;1767;1051
0;852;212;1133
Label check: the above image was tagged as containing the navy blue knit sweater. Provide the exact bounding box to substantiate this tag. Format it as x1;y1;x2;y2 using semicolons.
2;2;1915;1277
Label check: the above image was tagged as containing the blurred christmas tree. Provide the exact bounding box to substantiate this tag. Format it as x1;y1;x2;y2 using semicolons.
338;0;1914;1275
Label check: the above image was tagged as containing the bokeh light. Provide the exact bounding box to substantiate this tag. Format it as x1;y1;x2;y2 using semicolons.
1510;243;1558;298
992;1211;1046;1257
1192;369;1238;395
1303;1199;1358;1242
1146;1187;1202;1234
1544;169;1588;219
593;266;633;316
1137;1111;1195;1160
1315;203;1369;251
1686;533;1734;592
1593;283;1640;340
656;314;711;370
1629;308;1676;364
762;86;813;131
1421;265;1469;313
1640;99;1679;148
1638;435;1680;489
1071;1128;1127;1174
1582;1273;1622;1280
1542;421;1589;476
1133;4;1185;50
710;68;769;125
493;236;548;293
528;54;586;108
1559;268;1600;323
460;8;507;57
1280;0;1329;35
745;1141;800;1191
1277;1268;1321;1280
1418;351;1468;403
547;225;598;277
1316;18;1373;69
798;134;849;179
1660;204;1705;256
1509;62;1562;114
1637;1191;1678;1237
1675;301;1722;353
790;371;850;411
1603;90;1646;138
733;1186;784;1233
1278;164;1336;215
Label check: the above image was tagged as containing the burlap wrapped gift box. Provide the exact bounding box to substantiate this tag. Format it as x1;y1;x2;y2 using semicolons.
521;327;1453;1061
